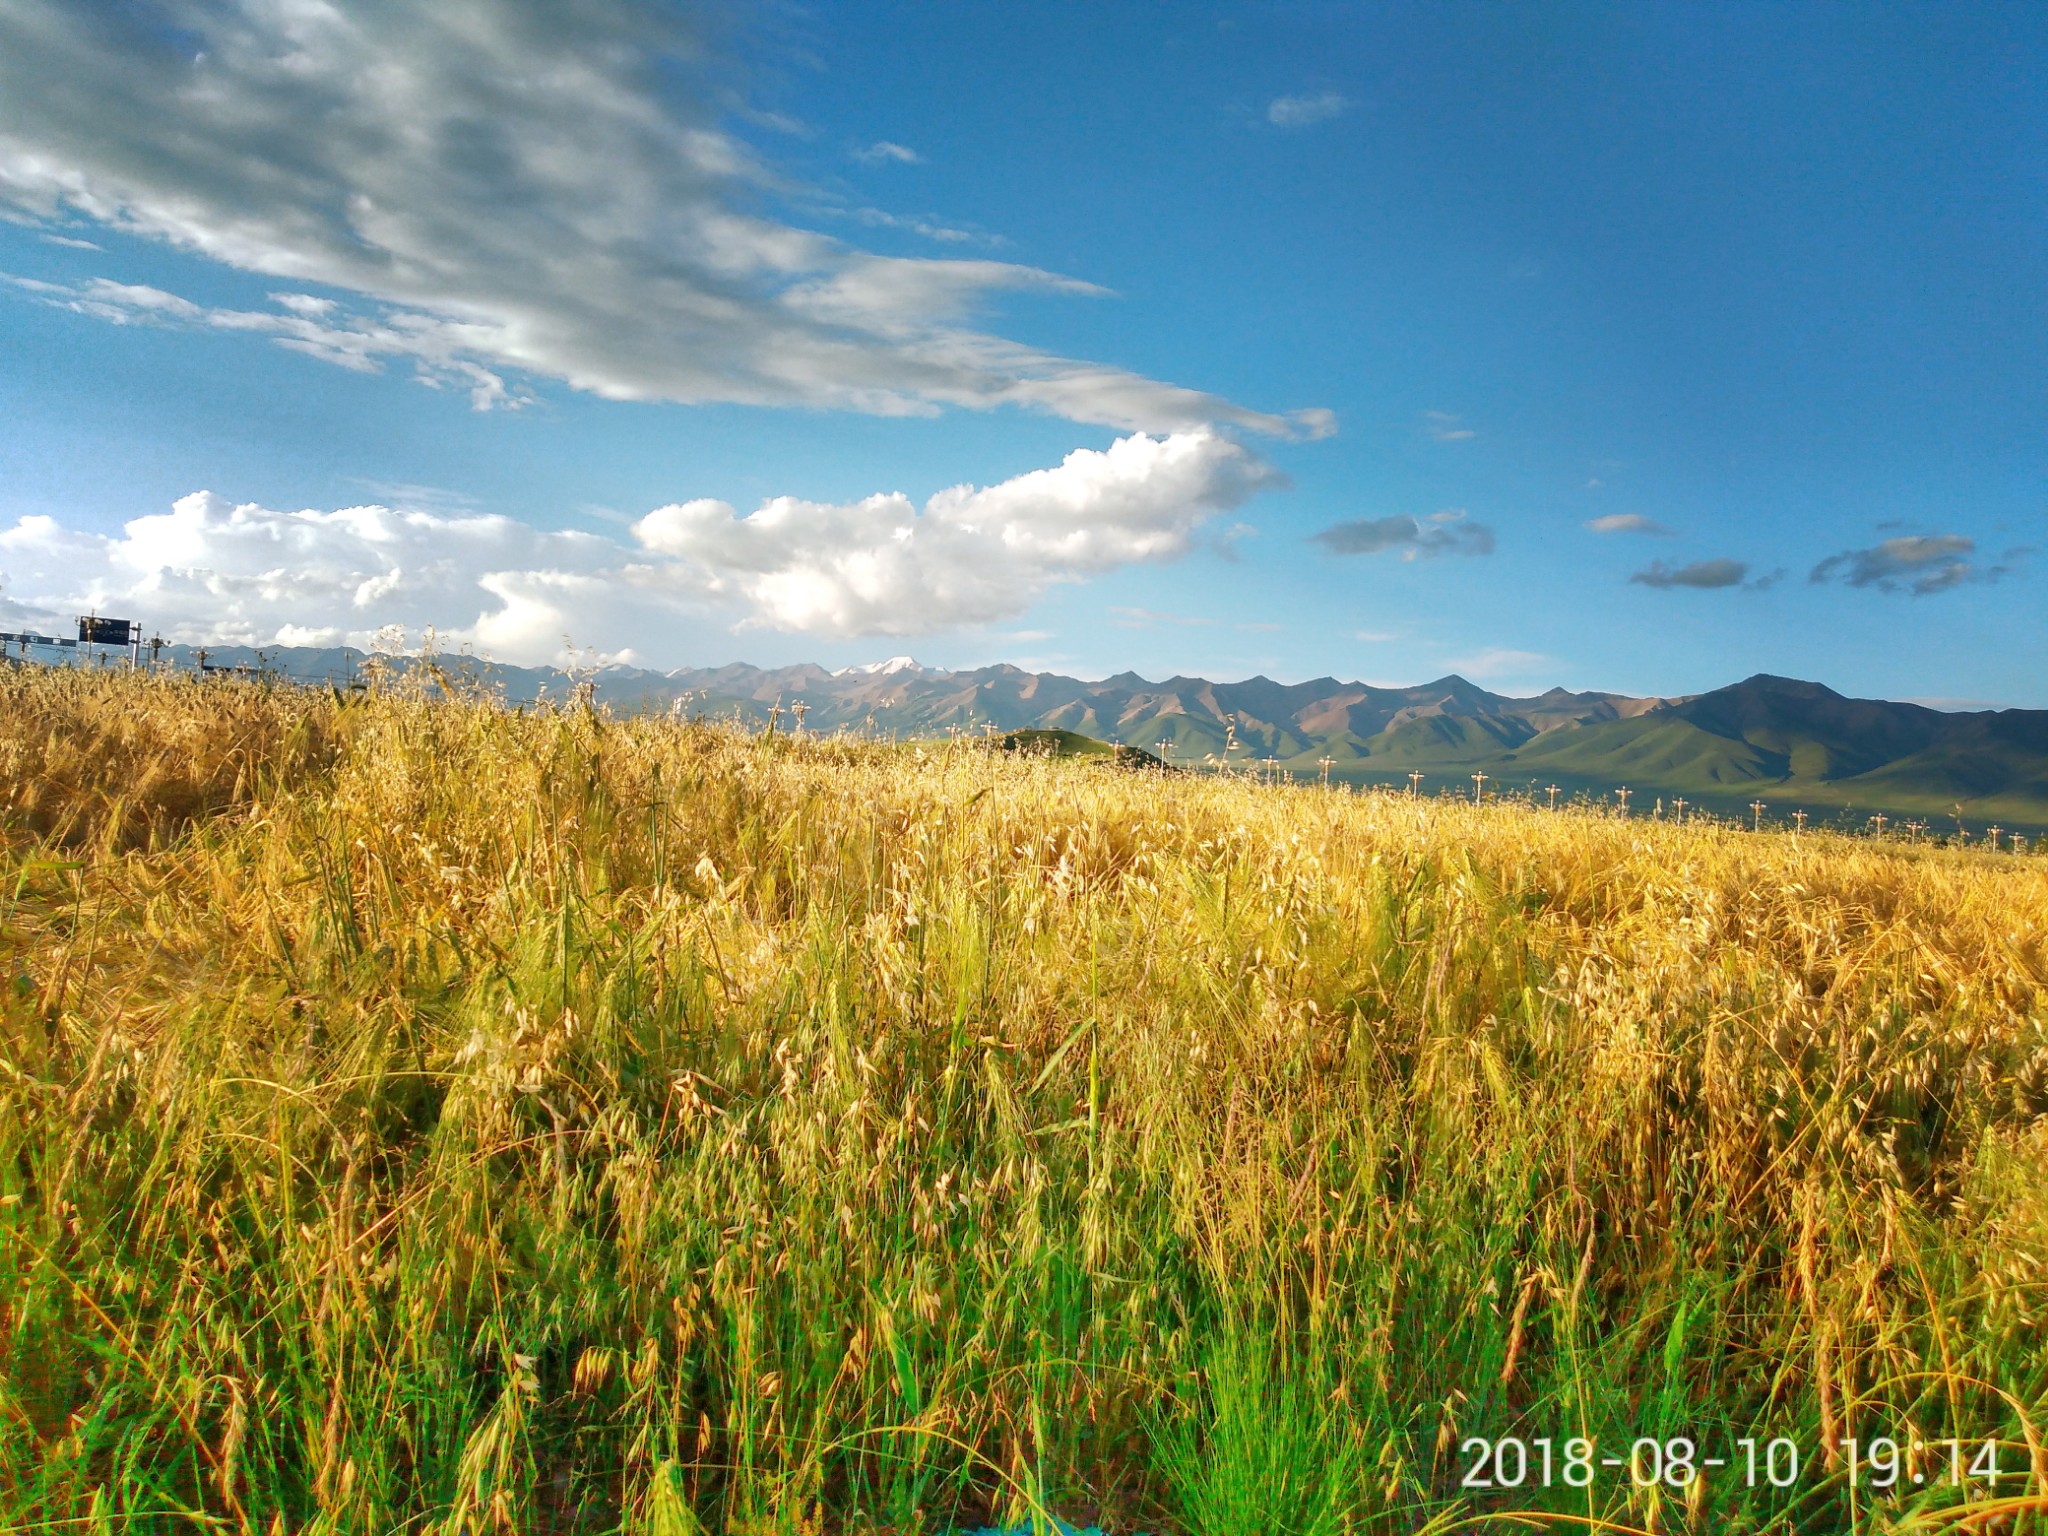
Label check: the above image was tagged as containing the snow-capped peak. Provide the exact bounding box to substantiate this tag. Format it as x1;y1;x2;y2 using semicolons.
834;656;922;677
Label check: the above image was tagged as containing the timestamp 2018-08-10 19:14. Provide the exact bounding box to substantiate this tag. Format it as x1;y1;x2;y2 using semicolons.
1458;1434;2027;1493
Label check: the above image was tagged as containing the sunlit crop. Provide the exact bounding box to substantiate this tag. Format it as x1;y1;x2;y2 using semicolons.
4;665;2045;1533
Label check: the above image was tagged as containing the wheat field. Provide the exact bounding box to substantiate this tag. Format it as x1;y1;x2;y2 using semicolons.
2;664;2045;1534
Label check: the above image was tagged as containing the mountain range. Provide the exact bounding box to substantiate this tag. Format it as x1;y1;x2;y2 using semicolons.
115;645;2048;831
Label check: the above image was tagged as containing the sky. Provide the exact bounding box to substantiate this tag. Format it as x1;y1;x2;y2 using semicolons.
0;0;2041;703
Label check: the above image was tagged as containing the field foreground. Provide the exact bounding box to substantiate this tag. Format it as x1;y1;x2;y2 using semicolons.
3;667;2047;1534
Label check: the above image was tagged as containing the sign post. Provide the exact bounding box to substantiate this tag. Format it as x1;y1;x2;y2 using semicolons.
77;615;140;668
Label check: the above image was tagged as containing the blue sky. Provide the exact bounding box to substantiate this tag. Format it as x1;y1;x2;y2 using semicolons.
0;1;2041;703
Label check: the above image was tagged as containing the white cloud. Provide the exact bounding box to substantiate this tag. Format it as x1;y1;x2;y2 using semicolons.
0;0;1326;437
855;141;922;165
839;205;987;245
633;430;1280;637
1268;92;1350;128
1424;410;1475;442
5;274;534;408
0;492;635;660
0;431;1278;658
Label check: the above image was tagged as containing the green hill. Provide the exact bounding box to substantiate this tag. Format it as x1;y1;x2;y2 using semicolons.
142;647;2048;830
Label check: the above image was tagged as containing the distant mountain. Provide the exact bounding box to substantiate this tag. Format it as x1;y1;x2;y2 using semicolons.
111;646;2048;830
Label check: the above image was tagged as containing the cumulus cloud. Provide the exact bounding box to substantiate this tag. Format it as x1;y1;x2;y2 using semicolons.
1268;92;1350;127
1424;410;1475;441
0;431;1276;658
0;492;639;661
0;0;1325;437
1807;535;2012;595
1310;511;1495;560
1586;513;1671;535
1630;558;1749;590
633;430;1279;636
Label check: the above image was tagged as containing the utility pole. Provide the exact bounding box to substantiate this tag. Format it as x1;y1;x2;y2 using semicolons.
1615;786;1631;817
1792;809;1807;833
1672;796;1687;822
1546;784;1559;811
1751;800;1767;832
1471;770;1488;804
1408;770;1423;798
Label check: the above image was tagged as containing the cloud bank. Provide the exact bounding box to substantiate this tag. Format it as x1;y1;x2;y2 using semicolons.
1310;511;1495;560
0;0;1325;437
0;431;1273;659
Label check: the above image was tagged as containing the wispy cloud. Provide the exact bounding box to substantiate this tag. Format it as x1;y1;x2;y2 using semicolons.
837;205;989;245
1310;510;1494;560
1424;410;1475;442
1585;513;1671;535
1444;647;1552;682
1268;92;1350;128
0;0;1327;438
1110;606;1217;629
5;275;535;409
854;140;922;165
1808;534;2018;595
350;480;483;514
